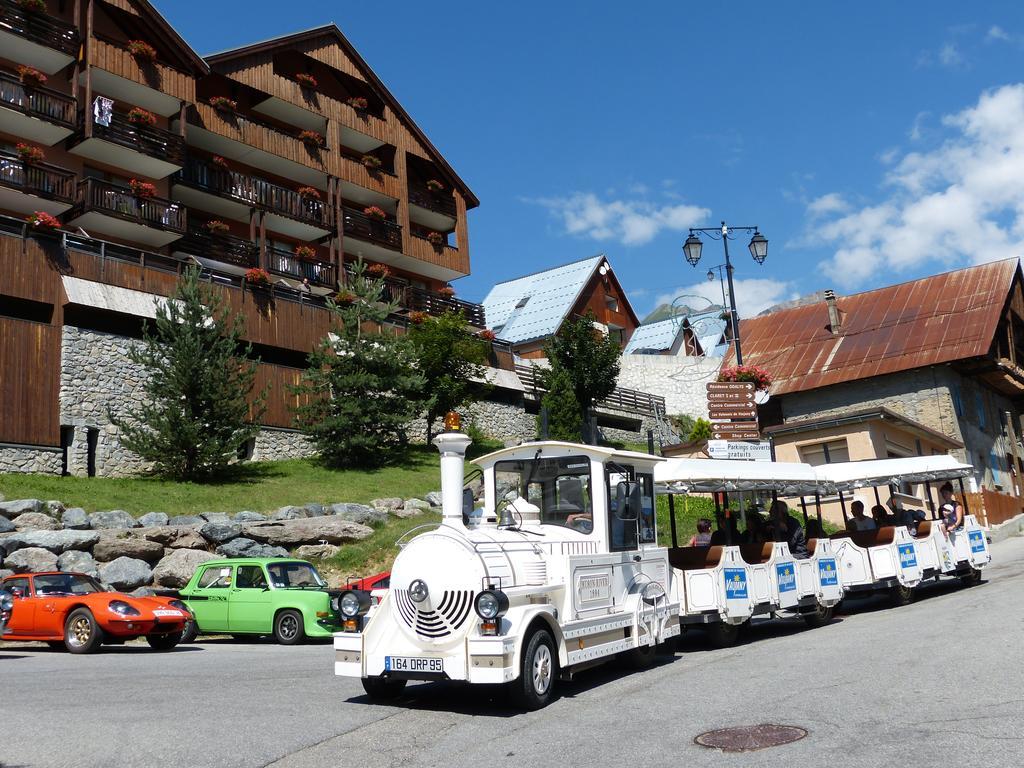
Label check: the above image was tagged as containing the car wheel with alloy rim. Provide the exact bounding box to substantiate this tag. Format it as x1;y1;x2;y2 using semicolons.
64;608;104;654
273;609;305;645
510;628;557;710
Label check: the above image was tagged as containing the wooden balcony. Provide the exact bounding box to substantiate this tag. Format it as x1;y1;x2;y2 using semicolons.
0;148;75;215
407;226;467;280
174;156;332;238
408;183;457;218
342;206;402;251
0;0;79;73
0;69;75;145
70;113;186;179
267;245;336;288
67;178;186;248
173;228;259;271
90;37;195;115
407;286;486;328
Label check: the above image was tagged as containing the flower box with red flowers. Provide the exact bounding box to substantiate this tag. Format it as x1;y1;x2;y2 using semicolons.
297;186;321;200
478;329;497;341
408;311;428;324
209;96;237;113
295;73;318;89
245;268;271;285
211;155;229;170
426;231;446;248
298;130;324;147
16;143;44;163
335;290;356;305
363;206;387;221
718;364;773;391
346;96;369;111
127;107;158;127
205;220;230;235
129;179;157;198
366;263;391;278
437;285;455;298
425;179;445;193
19;0;47;12
26;211;60;229
127;40;158;62
17;65;46;86
294;245;317;260
360;154;382;171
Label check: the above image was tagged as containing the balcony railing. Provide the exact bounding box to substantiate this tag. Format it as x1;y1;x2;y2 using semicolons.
177;227;258;269
267;245;337;288
0;149;75;202
0;70;75;127
342;206;401;250
0;0;79;56
408;183;457;218
85;114;186;166
176;157;331;228
75;178;186;234
516;364;667;417
408;286;486;327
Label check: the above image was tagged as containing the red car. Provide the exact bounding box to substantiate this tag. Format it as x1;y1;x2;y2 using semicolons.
1;572;190;653
349;571;390;604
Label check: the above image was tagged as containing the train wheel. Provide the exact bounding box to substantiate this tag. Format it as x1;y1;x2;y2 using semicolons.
706;621;740;648
622;638;657;669
510;628;557;710
889;583;914;606
802;603;834;628
361;676;407;701
959;567;982;587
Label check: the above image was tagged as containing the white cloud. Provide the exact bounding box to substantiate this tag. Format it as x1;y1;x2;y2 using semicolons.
530;192;710;246
807;193;849;217
909;111;930;141
808;83;1024;287
986;25;1010;42
654;278;798;318
939;42;963;67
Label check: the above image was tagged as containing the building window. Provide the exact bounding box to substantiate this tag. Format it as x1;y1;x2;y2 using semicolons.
605;295;618;312
515;296;530;309
798;439;850;466
952;384;964;417
976;392;986;429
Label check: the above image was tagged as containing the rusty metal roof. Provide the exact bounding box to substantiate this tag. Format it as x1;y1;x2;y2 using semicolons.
733;259;1020;396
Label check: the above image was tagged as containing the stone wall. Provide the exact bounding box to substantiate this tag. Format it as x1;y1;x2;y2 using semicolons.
0;445;62;474
250;428;315;462
408;397;538;445
616;353;722;418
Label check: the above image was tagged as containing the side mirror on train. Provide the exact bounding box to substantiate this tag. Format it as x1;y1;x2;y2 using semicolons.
614;481;641;521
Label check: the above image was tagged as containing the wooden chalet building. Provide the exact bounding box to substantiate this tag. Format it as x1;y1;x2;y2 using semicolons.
0;0;488;475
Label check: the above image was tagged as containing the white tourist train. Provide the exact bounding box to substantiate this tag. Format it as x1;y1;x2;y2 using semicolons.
332;419;991;709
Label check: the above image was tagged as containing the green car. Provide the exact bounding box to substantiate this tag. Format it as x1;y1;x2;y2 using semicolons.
178;558;341;645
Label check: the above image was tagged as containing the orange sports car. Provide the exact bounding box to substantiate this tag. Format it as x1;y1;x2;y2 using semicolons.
0;572;191;653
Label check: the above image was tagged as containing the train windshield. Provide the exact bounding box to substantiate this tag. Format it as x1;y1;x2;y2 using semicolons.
494;455;594;533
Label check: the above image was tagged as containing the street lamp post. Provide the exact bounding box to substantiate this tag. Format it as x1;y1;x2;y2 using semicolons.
683;221;768;366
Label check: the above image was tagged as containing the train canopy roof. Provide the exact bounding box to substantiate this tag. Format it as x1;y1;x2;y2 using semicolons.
814;455;974;491
655;458;827;495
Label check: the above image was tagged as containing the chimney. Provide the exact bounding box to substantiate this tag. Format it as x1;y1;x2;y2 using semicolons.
824;289;842;333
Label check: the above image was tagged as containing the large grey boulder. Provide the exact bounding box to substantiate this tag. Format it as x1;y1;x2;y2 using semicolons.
0;569;13;580
62;508;90;530
0;516;15;534
303;503;327;517
141;526;207;550
99;557;152;591
130;586;157;597
215;538;286;558
1;530;100;555
371;497;404;513
271;506;308;521
89;510;138;530
13;512;61;531
44;500;65;518
199;512;231;524
5;547;58;573
200;521;242;544
0;499;44;519
233;511;266;523
93;535;165;563
294;543;340;561
425;491;444;508
57;550;100;578
152;549;217;588
168;515;204;527
330;503;386;527
138;512;170;528
396;498;431;519
242;518;372;547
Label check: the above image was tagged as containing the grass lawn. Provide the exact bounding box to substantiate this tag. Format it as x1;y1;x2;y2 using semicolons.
0;445;502;516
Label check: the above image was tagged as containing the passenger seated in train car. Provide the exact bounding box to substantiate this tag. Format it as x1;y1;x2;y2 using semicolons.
769;501;809;558
743;514;771;544
688;518;713;547
805;518;825;540
887;497;926;534
938;482;964;537
709;512;742;545
847;501;877;531
870;504;896;527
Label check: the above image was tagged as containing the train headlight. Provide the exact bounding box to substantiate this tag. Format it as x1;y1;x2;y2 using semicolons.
474;590;509;620
408;579;429;604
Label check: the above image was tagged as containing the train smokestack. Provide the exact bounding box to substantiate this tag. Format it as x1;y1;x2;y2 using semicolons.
433;412;472;528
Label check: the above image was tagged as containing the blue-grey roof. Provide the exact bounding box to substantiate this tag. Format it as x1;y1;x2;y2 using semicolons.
623;309;730;357
482;255;606;345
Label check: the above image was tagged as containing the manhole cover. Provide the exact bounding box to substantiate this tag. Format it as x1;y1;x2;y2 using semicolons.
695;724;808;752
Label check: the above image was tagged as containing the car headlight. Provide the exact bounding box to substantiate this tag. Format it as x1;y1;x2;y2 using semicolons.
338;590;371;618
408;579;429;604
108;600;141;617
0;591;12;612
473;590;509;620
168;600;191;614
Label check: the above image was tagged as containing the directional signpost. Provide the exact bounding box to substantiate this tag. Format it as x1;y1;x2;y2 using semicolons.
705;381;765;460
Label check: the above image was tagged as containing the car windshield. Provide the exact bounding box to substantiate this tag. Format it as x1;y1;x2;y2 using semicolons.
267;562;325;589
34;574;103;596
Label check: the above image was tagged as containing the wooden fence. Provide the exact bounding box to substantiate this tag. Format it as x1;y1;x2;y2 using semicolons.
964;490;1024;527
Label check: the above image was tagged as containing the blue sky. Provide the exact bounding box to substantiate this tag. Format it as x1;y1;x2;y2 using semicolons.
157;1;1024;317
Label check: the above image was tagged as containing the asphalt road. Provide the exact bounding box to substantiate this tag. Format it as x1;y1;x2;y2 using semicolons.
3;537;1023;768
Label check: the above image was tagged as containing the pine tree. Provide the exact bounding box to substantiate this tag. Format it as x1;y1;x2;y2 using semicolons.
111;266;265;480
543;310;622;423
408;311;489;441
540;361;582;441
295;259;426;467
